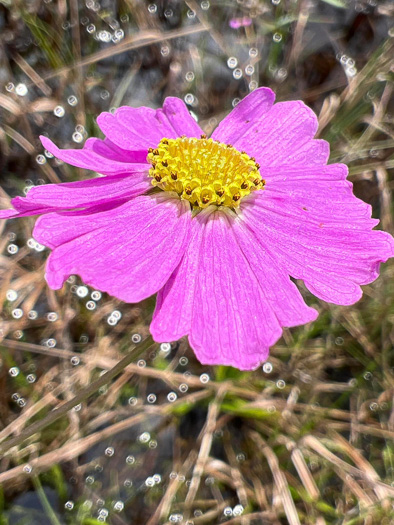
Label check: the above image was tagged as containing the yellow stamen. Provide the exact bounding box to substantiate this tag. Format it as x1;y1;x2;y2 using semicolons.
147;136;265;209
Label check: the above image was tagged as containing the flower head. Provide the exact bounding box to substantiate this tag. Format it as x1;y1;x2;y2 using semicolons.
1;88;393;370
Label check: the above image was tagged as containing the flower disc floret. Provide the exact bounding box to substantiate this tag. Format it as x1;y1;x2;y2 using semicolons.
147;135;265;209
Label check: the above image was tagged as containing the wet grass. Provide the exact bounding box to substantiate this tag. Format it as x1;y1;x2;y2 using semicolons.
0;0;393;524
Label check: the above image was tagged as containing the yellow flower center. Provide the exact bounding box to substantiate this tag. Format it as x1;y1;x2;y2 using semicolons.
147;135;265;209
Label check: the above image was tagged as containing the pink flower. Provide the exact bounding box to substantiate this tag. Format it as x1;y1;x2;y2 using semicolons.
1;88;393;370
229;16;253;29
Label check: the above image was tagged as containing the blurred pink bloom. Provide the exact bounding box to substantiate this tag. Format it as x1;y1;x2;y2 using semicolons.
1;88;393;369
229;16;252;29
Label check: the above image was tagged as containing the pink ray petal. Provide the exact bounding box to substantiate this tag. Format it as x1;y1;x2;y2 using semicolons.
40;136;149;175
211;87;275;145
241;176;394;305
188;208;283;370
45;195;192;303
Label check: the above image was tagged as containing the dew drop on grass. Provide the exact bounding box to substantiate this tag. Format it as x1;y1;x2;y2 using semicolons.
249;47;258;57
86;300;96;310
276;379;286;389
201;1;210;9
179;383;188;393
179;357;188;366
23;464;32;474
273;32;282;42
77;286;89;298
36;154;46;164
72;132;83;143
200;373;210;384
9;367;20;377
128;396;137;406
91;291;102;300
185;71;195;82
263;362;273;373
7;244;19;254
6;290;17;301
131;334;141;343
137;359;146;368
223;506;233;516
27;374;36;383
67;95;78;106
5;82;14;92
147;393;156;403
227;57;238;69
113;501;124;512
125;455;135;464
167;392;177;402
65;501;74;510
15;83;28;96
54;105;65;117
139;432;150;443
105;447;115;456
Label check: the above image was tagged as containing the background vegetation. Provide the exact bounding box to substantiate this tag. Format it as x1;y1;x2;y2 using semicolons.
0;0;393;523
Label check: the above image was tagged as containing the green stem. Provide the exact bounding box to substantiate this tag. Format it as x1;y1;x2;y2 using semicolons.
32;476;63;525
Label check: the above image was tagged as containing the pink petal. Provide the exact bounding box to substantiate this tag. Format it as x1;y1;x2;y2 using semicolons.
211;87;275;145
151;219;202;342
233;100;326;166
84;137;148;163
189;210;282;370
40;136;149;175
161;97;204;137
152;207;318;358
44;195;192;303
97;99;203;151
241;174;394;305
2;172;151;219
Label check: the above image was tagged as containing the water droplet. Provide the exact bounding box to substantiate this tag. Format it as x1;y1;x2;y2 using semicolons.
233;504;244;516
18;398;26;407
179;357;188;366
187;9;196;18
54;106;65;117
98;30;111;42
233;68;243;79
145;476;155;487
36;154;47;165
185;71;195;82
7;244;19;254
147;393;157;403
224;507;233;516
85;475;94;484
153;473;161;483
148;4;157;13
200;373;210;384
161;45;170;56
184;93;195;105
12;309;23;319
369;402;378;411
179;383;188;393
249;47;258;57
125;455;135;465
67;95;78;106
86;24;96;34
164;8;173;17
6;290;17;302
272;0;281;4
201;1;210;10
72;132;83;143
124;478;132;487
167;392;177;402
46;338;56;348
15;84;28;96
263;362;273;373
227;56;238;69
245;64;254;75
76;286;89;298
105;447;115;456
138;432;150;443
364;372;372;380
276;379;286;389
11;393;20;401
65;501;74;510
113;501;124;512
131;333;141;343
273;32;282;42
128;396;137;406
5;82;14;92
23;464;32;474
86;300;96;310
27;374;36;383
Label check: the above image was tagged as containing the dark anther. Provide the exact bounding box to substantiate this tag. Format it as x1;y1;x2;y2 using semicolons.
253;178;260;186
202;196;210;204
216;189;224;197
241;151;246;154
226;144;233;148
241;182;248;189
148;147;154;153
200;134;207;139
181;134;186;139
171;172;177;180
154;174;162;182
185;188;192;195
153;149;159;155
250;157;255;161
255;163;260;169
152;162;157;169
162;139;169;145
162;160;168;167
232;193;241;202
